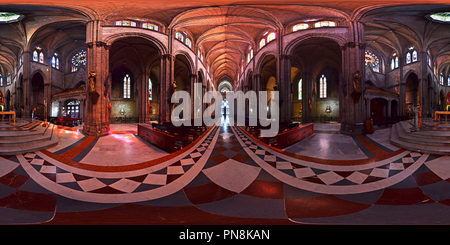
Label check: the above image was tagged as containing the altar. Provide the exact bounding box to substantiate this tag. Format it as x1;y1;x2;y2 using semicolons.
0;111;15;122
434;111;450;122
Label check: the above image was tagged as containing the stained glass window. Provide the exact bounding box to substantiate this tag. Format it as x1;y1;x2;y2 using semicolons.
6;76;11;85
314;21;336;28
176;32;184;42
391;53;399;70
298;79;302;100
52;54;59;69
293;23;309;32
440;75;444;85
448;77;450;86
220;87;230;93
259;38;266;49
33;50;38;62
267;32;276;43
365;50;380;73
319;75;327;98
0;76;2;86
142;23;159;31
412;50;418;62
406;52;411;64
116;20;136;27
71;50;86;72
39;52;44;63
148;78;152;101
186;38;192;48
124;74;131;99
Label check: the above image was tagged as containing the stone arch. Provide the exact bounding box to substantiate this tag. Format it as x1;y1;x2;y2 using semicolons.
284;32;347;57
104;32;168;56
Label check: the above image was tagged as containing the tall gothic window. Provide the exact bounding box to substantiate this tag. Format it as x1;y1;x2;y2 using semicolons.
406;52;411;64
391;53;399;70
267;32;276;43
298;79;302;100
259;38;266;49
185;38;192;48
319;75;327;98
33;50;38;62
440;74;444;85
176;32;184;42
39;52;44;63
124;74;131;99
71;50;86;72
0;76;2;86
365;49;380;73
148;78;152;101
33;46;43;63
52;53;59;69
406;47;418;64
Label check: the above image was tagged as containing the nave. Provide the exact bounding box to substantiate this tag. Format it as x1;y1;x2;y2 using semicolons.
0;118;449;225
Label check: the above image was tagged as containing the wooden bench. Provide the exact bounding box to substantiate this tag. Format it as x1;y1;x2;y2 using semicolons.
55;118;82;127
138;124;177;153
275;123;314;149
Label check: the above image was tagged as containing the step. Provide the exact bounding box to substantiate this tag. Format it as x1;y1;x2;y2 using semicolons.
400;121;450;140
397;123;450;146
0;134;59;155
390;122;450;155
0;125;55;146
0;124;49;139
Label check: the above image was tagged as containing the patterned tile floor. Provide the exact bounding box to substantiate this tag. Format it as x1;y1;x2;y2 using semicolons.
1;119;450;224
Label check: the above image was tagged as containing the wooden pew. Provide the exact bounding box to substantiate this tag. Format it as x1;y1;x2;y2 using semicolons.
138;124;177;153
275;123;314;149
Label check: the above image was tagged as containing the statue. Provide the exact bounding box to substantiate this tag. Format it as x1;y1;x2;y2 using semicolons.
351;70;362;103
88;71;99;104
89;71;96;92
352;70;361;92
172;81;177;92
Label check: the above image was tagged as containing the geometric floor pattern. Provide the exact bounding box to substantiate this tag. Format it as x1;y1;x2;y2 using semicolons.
1;121;450;224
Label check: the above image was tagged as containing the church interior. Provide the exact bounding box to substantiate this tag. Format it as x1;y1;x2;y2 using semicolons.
1;0;450;225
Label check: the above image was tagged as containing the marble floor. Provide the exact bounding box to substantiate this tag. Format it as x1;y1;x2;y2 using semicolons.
0;119;450;225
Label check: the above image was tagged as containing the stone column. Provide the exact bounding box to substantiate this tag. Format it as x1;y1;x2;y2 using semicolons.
22;51;31;118
82;20;110;136
302;71;313;123
190;73;198;120
279;54;292;123
160;54;174;122
140;68;149;123
251;73;261;119
339;21;366;135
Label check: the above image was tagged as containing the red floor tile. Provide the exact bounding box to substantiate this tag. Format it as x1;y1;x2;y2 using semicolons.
241;180;284;199
184;182;237;205
375;187;435;205
0;190;57;212
413;171;443;186
285;195;371;219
